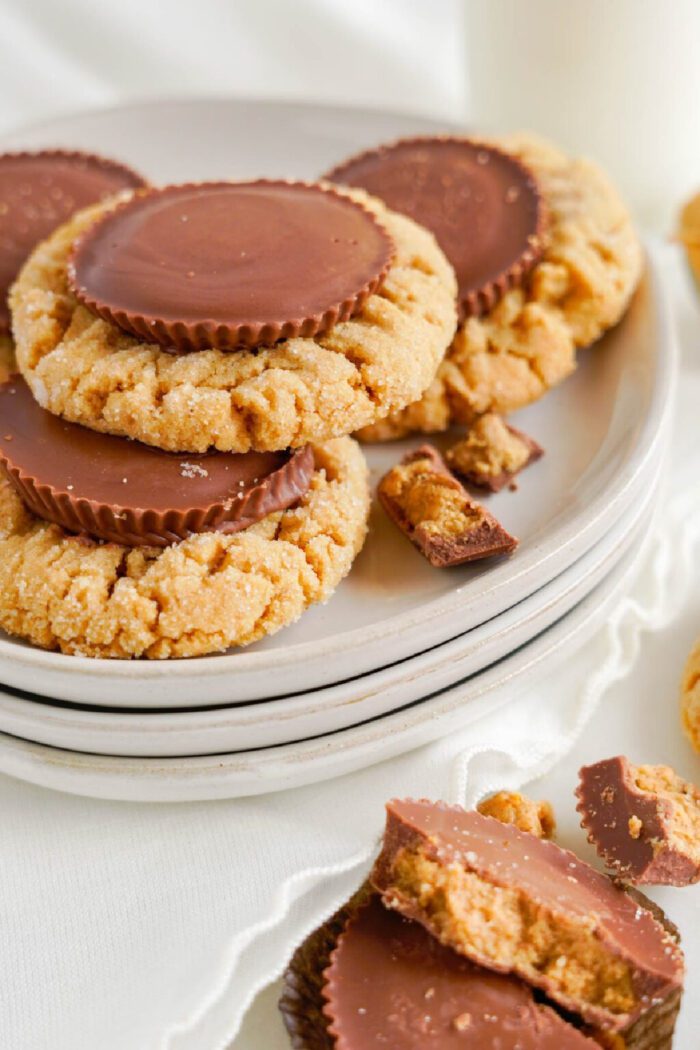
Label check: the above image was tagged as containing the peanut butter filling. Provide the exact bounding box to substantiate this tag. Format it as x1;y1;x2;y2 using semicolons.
389;845;638;1018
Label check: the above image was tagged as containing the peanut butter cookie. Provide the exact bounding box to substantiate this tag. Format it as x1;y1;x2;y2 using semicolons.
359;134;642;440
0;436;368;658
681;637;700;753
11;188;457;453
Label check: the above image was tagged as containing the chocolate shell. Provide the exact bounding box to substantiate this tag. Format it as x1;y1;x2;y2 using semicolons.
322;895;598;1049
326;136;547;319
0;149;146;333
371;799;684;1031
0;377;314;547
68;180;395;351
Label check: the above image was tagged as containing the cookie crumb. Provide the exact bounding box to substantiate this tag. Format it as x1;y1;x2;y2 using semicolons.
453;1012;472;1031
180;461;209;479
478;790;556;839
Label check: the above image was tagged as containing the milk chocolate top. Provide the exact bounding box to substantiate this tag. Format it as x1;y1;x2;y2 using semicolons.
326;137;546;318
373;801;683;1021
0;378;314;546
0;149;145;334
68;180;395;351
323;896;596;1049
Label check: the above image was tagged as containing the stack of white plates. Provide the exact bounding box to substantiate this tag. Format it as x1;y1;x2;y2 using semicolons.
0;100;676;801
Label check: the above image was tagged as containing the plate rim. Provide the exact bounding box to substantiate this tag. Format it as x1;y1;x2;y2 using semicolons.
0;533;645;801
0;476;656;756
0;256;675;683
0;437;662;730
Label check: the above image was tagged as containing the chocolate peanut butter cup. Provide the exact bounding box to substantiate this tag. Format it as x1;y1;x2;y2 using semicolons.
280;885;682;1050
68;180;395;352
0;378;314;546
321;895;598;1049
0;149;146;334
326;137;546;319
371;799;684;1032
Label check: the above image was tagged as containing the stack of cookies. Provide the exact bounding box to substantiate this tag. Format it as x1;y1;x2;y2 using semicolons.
0;153;456;657
281;797;685;1049
0;130;642;658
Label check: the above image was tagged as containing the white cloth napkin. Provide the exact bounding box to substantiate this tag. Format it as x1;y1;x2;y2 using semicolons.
0;247;697;1050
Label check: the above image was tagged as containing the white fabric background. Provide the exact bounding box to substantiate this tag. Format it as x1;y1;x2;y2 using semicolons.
0;4;698;1048
0;0;466;136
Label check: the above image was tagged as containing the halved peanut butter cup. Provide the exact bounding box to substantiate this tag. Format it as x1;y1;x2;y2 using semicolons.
68;180;395;352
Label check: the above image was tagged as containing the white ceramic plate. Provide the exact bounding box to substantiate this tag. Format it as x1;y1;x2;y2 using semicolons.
0;100;676;707
0;450;661;756
0;532;645;802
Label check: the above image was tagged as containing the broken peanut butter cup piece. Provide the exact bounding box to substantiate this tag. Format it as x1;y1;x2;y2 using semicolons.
68;180;395;351
0;378;314;547
326;137;546;318
320;895;598;1050
446;414;543;493
0;149;146;334
371;799;684;1032
577;756;700;887
378;444;517;567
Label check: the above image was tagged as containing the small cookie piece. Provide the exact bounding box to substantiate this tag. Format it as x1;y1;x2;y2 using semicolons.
377;445;517;568
478;790;556;839
0;436;369;658
11;187;457;454
358;134;642;441
371;799;684;1032
681;636;700;753
577;756;700;886
445;414;543;492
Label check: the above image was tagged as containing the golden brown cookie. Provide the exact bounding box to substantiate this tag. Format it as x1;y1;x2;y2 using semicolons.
0;436;368;658
681;637;700;753
359;134;642;441
477;790;556;839
11;187;457;454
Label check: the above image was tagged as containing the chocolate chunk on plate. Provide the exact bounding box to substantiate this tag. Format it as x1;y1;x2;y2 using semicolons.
378;444;517;567
446;413;543;492
577;755;700;886
371;798;684;1032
